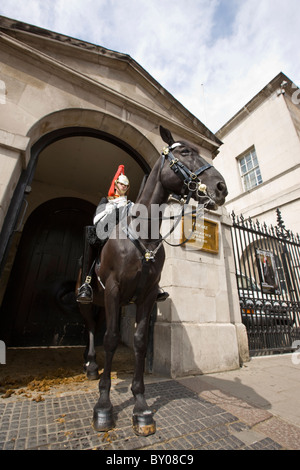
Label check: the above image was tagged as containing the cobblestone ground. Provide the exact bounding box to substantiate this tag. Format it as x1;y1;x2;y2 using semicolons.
0;380;283;451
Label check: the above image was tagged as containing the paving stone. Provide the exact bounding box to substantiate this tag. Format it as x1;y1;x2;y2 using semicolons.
0;379;285;450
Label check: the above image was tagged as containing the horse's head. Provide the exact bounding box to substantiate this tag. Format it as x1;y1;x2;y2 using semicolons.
159;126;227;209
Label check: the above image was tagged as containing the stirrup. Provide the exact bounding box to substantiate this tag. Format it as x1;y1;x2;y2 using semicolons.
76;282;93;304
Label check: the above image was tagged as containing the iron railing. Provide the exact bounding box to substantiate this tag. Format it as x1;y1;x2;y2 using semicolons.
231;209;300;355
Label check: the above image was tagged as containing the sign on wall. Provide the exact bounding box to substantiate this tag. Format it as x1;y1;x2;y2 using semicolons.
181;215;219;254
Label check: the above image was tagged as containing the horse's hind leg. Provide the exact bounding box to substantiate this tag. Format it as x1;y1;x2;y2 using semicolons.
131;293;157;436
80;304;100;380
93;280;120;431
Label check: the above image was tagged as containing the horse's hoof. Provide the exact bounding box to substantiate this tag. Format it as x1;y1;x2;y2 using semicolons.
132;412;156;436
93;406;114;432
83;362;99;380
87;371;99;381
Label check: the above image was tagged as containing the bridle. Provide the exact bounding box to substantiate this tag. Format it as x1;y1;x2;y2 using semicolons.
124;142;214;261
161;142;212;204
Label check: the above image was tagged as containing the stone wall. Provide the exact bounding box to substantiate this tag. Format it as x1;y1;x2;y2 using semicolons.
153;206;248;377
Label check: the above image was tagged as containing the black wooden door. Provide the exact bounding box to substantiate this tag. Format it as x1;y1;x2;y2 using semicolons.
0;198;95;346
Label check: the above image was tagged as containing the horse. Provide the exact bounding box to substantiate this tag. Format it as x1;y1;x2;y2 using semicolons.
76;125;228;436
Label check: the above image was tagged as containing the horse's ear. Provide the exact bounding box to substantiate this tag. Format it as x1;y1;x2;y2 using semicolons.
159;126;175;146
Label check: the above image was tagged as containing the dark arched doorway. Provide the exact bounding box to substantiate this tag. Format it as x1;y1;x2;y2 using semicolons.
0;198;95;346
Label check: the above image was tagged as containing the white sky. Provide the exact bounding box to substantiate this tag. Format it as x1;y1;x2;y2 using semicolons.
0;0;299;133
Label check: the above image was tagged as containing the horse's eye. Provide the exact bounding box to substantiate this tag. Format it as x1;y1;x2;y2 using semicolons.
180;148;190;156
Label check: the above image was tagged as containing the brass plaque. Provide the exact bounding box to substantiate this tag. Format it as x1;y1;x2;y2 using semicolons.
181;216;219;254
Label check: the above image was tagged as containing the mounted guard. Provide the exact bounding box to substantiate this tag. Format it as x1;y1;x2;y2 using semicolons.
76;164;169;304
76;126;228;437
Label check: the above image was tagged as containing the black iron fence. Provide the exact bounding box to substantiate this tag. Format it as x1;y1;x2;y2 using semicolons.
231;209;300;355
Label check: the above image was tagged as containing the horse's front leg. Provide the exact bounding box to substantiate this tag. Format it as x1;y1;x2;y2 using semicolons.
93;279;120;431
131;291;157;436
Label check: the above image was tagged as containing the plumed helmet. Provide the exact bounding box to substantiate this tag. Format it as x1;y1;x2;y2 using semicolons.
108;165;129;197
116;173;129;186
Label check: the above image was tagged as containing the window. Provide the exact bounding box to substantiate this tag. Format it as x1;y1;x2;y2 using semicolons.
239;148;263;191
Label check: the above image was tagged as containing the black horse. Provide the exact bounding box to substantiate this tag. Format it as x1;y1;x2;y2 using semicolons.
76;126;228;436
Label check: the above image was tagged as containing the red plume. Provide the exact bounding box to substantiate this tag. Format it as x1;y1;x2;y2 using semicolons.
108;165;125;197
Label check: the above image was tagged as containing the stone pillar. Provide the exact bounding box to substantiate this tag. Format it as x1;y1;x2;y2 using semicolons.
153;205;249;378
0;138;26;230
0;131;29;303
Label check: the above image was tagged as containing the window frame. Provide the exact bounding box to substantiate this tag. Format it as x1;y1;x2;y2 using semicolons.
238;147;263;192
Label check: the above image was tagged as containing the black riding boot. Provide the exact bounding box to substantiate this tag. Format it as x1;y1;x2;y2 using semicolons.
156;288;169;302
76;226;97;304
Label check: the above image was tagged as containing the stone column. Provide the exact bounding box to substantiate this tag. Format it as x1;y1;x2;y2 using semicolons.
0;131;29;303
0;130;29;230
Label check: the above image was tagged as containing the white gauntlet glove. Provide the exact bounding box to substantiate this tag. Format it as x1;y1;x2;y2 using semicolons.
93;205;113;225
93;197;128;225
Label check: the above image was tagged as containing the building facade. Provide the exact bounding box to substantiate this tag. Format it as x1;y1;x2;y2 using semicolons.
214;72;300;234
214;73;300;356
0;16;248;376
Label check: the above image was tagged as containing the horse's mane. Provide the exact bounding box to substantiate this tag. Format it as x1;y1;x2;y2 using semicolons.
177;139;200;154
